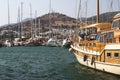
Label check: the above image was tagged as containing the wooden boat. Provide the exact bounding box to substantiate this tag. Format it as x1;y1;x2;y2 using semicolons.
70;0;120;75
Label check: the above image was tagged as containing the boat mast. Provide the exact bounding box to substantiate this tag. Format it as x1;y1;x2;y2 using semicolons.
96;0;99;23
77;0;81;20
34;10;37;37
8;0;10;25
17;6;20;38
30;3;33;38
21;2;23;38
49;0;52;38
38;19;41;37
7;0;11;41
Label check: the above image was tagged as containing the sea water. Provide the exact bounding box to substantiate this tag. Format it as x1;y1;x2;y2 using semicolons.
0;46;119;80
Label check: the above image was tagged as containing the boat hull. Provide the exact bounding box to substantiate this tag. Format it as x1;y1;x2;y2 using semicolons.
74;53;120;75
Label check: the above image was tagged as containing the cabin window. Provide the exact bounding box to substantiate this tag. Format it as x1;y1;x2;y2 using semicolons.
93;43;96;47
99;32;114;43
114;53;119;58
112;20;120;29
107;53;111;57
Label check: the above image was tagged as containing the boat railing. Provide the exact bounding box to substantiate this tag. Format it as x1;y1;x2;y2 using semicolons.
78;41;105;53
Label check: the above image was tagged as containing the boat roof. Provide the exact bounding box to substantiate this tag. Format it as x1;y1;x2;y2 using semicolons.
80;23;111;29
105;44;120;50
113;13;120;19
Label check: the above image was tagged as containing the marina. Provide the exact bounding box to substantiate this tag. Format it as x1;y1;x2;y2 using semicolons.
0;0;120;79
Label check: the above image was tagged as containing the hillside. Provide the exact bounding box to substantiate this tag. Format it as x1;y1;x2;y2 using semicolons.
87;11;120;23
0;12;81;38
0;11;120;38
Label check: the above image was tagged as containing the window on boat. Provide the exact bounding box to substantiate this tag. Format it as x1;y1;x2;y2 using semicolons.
112;20;120;29
114;53;119;58
99;32;114;43
93;43;96;47
107;53;111;57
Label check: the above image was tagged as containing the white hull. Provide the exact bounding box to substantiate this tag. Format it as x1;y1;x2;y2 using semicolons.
46;38;59;47
74;53;120;75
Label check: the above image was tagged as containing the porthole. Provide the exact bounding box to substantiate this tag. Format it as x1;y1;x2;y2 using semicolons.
107;53;111;57
114;53;119;58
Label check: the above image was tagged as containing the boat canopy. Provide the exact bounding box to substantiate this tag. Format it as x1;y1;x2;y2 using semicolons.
105;44;120;50
80;23;111;29
113;13;120;19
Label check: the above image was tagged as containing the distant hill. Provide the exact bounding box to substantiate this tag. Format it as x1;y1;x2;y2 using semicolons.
0;12;80;38
87;11;120;23
37;12;78;30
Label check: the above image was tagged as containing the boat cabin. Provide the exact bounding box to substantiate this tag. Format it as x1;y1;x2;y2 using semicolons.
79;23;111;41
99;13;120;44
112;13;120;29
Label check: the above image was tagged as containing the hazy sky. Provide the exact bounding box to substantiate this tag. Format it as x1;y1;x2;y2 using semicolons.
0;0;119;26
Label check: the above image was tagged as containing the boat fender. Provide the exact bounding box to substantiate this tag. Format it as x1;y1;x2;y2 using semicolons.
83;55;87;62
91;56;95;65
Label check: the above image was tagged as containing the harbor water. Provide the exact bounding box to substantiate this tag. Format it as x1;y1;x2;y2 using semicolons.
0;46;119;80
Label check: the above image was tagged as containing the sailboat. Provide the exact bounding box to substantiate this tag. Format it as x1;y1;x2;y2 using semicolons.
13;5;23;46
70;0;120;75
24;4;43;46
4;0;13;47
46;0;60;47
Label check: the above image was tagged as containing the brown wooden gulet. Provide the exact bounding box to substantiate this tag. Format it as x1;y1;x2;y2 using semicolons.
70;0;120;75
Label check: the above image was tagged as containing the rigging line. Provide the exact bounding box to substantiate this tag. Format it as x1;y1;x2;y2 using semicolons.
74;0;77;28
74;0;79;36
77;0;84;26
108;0;113;22
110;0;113;12
77;0;81;20
85;0;88;24
118;0;120;10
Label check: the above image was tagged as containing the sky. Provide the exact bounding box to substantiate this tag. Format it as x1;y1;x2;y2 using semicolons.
0;0;119;26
